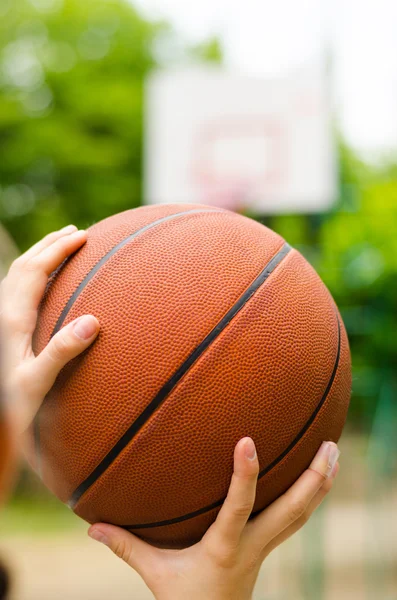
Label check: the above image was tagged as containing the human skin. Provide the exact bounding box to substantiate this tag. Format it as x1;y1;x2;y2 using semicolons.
0;225;340;600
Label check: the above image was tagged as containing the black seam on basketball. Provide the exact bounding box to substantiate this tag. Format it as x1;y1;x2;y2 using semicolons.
52;208;223;337
68;242;291;509
123;311;341;530
33;208;222;467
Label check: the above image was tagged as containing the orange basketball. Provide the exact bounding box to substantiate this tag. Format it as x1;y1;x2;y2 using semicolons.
0;401;14;504
27;204;351;548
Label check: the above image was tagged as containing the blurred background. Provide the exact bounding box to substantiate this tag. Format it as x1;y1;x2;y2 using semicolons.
0;0;396;598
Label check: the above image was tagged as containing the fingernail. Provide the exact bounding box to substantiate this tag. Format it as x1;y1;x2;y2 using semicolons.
310;442;340;479
70;229;86;237
88;529;109;547
73;316;98;340
60;224;77;234
244;438;257;461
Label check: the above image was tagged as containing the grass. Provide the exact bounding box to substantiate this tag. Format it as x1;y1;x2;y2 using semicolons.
0;496;85;535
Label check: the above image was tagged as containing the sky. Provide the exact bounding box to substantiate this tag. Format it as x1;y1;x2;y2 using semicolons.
133;0;397;159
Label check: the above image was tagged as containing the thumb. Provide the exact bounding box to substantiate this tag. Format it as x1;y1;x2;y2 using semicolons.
88;523;160;579
32;315;100;398
15;315;100;434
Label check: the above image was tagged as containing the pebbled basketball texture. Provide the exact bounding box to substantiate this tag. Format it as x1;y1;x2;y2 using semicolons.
27;204;351;548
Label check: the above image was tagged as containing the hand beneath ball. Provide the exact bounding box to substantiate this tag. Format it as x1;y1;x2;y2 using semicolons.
0;225;100;435
89;438;340;600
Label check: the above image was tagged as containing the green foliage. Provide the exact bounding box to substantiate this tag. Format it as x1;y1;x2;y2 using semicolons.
192;36;223;63
319;177;396;427
0;495;82;534
0;0;220;246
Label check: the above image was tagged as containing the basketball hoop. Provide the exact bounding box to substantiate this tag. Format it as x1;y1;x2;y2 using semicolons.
145;67;337;213
192;117;286;213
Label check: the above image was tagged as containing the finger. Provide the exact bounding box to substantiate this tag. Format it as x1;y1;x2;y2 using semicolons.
3;225;78;291
205;437;259;549
26;228;87;278
247;441;340;552
18;225;78;262
27;315;100;402
262;462;339;557
2;230;87;322
88;524;160;581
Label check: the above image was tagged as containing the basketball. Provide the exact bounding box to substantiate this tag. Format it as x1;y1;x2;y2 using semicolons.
0;403;14;504
27;204;351;548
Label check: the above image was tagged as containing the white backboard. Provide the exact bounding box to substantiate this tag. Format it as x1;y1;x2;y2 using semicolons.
144;66;337;214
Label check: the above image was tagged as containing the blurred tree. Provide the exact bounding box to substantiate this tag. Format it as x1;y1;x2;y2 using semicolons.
0;223;18;277
318;167;397;428
0;0;220;248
